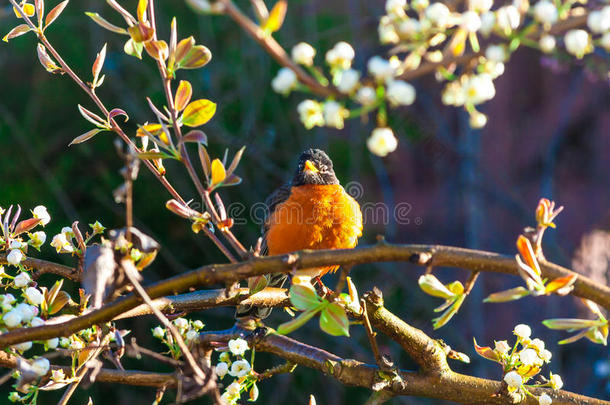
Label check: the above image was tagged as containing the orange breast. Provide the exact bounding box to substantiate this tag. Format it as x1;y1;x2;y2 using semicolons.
266;184;363;275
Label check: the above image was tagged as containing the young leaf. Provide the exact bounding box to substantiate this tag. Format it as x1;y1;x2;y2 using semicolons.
262;0;287;33
182;99;216;127
35;0;44;25
3;24;32;42
137;0;148;23
69;129;104;146
92;43;107;86
277;307;320;335
483;286;530;303
182;130;207;144
432;294;465;329
210;158;226;188
174;80;193;112
124;38;143;59
248;276;268;295
144;40;168;61
37;43;62;73
545;274;577;295
473;338;500;362
45;0;69;29
176;45;211;69
128;23;154;43
198;144;211;181
289;284;322;311
138;151;170;160
174;36;195;63
78;105;108;128
319;302;349;336
418;274;455;299
13;218;41;236
226;146;245;176
85;12;128;34
542;318;602;330
108;108;128;122
13;3;35;18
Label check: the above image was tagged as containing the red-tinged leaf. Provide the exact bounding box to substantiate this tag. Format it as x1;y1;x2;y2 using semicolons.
92;43;107;84
69;128;103;146
35;0;44;24
168;17;177;63
198;144;211;180
45;0;69;28
46;279;64;306
545;274;577;295
182;130;207;144
37;43;62;74
210;158;226;188
262;0;287;33
248;276;269;295
13;218;41;236
165;199;200;218
483;286;531;303
48;291;70;315
319;302;349;336
277;307;320;335
137;0;148;22
108;108;128;122
473;338;500;362
2;24;31;42
222;174;242;187
289;284;322;311
78;104;107;128
177;45;211;69
542;318;602;330
85;12;128;34
128;23;154;43
174;36;195;63
144;40;168;61
124;38;143;59
138;151;169;160
182;99;216;127
226;146;245;176
516;235;541;276
174;80;193;112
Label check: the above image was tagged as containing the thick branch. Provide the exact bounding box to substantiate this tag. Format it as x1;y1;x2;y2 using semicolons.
0;254;79;281
1;242;608;348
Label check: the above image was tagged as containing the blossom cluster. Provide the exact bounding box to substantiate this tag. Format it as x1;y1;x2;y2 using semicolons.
152;317;205;359
1;205;51;269
475;324;563;404
215;338;258;404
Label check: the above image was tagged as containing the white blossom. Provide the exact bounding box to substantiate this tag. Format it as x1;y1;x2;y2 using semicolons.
193;320;204;330
59;337;70;348
323;101;348;129
271;68;297;95
550;373;563;390
152;326;165;339
228;338;249;356
32;206;50;226
480;12;496;36
297;100;324;129
29;231;46;248
425;3;451;28
367;56;395;82
398;18;421;37
216;362;229;378
462;74;495;105
30;317;45;327
514;324;532;339
0;293;16;305
539;393;552;405
31;358;50;376
337;69;360;94
411;0;429;11
469;111;488;128
386;80;416;106
70;339;84;350
469;0;493;13
367;128;398;157
601;32;610;51
587;8;610;34
173;317;189;330
15;303;36;322
486;45;507;62
534;1;558;26
50;233;74;253
356;86;377;106
461;11;482;32
494;340;511;354
46;338;59;349
3;310;22;328
325;41;355;70
13;341;32;352
540;349;552;363
379;16;400;44
539;34;556;53
226;381;241;396
9;240;23;249
7;249;23;266
564;29;592;58
61;226;73;235
519;348;539;366
504;370;523;388
530;338;545;352
291;42;316;66
185;330;199;341
386;0;407;16
496;6;521;33
25;287;44;306
230;359;251;377
14;272;31;288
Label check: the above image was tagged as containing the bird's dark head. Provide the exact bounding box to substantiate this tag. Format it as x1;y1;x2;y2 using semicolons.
292;149;339;186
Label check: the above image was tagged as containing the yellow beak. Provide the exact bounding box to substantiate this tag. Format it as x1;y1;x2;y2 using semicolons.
304;160;319;173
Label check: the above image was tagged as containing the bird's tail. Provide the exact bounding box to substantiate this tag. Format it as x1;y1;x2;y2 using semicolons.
234;272;288;319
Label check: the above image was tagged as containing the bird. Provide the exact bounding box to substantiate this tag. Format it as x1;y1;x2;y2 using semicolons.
236;148;363;319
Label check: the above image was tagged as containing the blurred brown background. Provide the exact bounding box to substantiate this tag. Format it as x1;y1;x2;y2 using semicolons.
0;0;609;403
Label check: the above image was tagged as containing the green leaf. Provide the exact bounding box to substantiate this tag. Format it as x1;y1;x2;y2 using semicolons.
69;128;104;146
182;99;216;127
319;303;349;337
261;0;287;33
138;151;170;160
124;38;143;59
248;276;268;295
483;286;530;303
289;284;322;311
85;12;128;34
542;318;603;330
432;294;465;329
176;45;211;69
418;274;455;299
277;307;320;335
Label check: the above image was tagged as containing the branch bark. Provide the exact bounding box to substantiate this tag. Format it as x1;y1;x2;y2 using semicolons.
0;254;79;281
1;242;608;348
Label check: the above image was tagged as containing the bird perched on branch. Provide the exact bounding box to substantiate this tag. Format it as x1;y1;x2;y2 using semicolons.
236;148;363;319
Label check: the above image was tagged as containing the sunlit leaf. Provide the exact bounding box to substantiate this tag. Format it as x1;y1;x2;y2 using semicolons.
92;43;107;85
35;0;44;24
516;235;541;276
13;3;35;18
174;36;195;64
289;284;322;311
585;327;608;345
45;0;69;29
557;329;588;345
182;130;207;144
137;0;148;23
138;151;170;160
319;302;349;336
176;45;211;69
433;294;465;329
418;274;455;299
3;24;31;42
174;80;193;112
37;43;62;74
262;0;287;33
226;146;245;176
473;338;500;362
545;274;577;295
277;307;320;335
85;12;128;34
128;22;154;43
108;108;128;122
210;158;226;188
198;144;211;180
144;40;168;61
483;286;530;303
48;291;71;315
69;128;104;146
124;38;143;59
13;218;41;236
182;99;216;127
248;276;268;295
542;318;602;330
77;105;107;128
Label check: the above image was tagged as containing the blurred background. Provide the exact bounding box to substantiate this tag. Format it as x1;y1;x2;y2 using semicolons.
0;0;609;403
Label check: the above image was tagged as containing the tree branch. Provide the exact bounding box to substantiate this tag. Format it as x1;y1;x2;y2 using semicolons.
1;242;608;348
0;254;79;281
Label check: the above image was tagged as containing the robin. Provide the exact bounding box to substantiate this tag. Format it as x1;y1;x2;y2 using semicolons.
236;148;363;319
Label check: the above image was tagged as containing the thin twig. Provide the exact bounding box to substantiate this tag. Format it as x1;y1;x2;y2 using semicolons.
360;298;386;370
